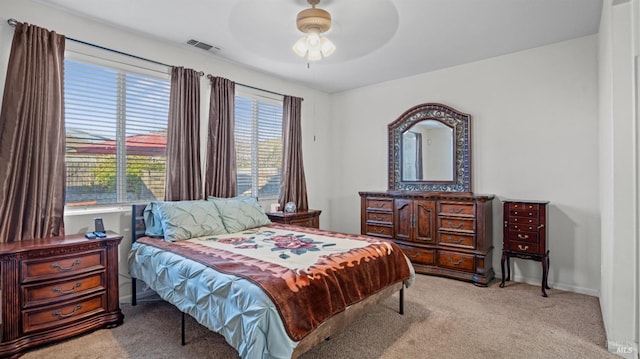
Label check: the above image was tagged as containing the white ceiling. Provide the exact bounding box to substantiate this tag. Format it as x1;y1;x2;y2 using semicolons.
35;0;603;93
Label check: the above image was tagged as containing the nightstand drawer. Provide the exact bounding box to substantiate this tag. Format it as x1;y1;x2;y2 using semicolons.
438;232;475;249
506;240;539;254
266;209;321;229
22;250;105;283
22;293;106;334
400;246;435;265
439;202;475;217
438;217;475;232
366;211;393;223
22;272;106;308
438;251;475;272
507;230;538;243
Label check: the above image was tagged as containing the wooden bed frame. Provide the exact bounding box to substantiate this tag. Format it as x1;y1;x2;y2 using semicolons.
129;203;405;358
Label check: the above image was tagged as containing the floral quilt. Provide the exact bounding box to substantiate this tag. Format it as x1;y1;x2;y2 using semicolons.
136;223;412;341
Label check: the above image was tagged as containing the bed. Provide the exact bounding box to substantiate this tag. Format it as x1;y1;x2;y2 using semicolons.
128;198;414;359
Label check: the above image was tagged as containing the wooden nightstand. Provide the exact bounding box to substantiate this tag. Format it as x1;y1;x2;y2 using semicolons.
267;209;321;228
500;200;550;296
0;232;124;358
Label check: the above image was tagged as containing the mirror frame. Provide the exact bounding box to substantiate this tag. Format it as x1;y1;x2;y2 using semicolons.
388;103;471;192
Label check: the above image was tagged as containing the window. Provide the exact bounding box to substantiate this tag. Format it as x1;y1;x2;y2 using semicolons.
234;91;283;199
64;59;170;207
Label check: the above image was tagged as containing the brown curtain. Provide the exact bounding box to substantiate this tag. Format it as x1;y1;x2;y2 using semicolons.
0;22;66;243
164;67;202;201
204;76;237;198
278;96;308;211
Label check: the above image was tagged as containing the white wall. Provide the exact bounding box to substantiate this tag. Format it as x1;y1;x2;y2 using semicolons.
0;0;333;301
330;35;601;296
598;0;639;357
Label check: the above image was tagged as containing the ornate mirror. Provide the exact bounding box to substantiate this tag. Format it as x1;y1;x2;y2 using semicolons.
388;103;471;192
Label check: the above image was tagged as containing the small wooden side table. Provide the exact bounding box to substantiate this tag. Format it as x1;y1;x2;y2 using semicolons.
500;199;550;297
0;232;123;358
267;209;321;228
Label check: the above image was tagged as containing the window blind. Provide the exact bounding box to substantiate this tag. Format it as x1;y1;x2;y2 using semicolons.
64;59;170;206
235;93;283;199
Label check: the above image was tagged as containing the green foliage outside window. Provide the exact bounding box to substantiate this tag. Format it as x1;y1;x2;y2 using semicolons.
91;155;165;195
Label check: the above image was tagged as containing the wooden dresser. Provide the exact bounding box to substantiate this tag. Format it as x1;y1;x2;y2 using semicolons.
267;209;321;228
500;199;550;296
0;233;124;358
360;191;495;286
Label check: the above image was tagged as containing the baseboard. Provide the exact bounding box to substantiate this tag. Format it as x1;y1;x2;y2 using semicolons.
119;287;161;304
500;274;600;297
607;339;638;359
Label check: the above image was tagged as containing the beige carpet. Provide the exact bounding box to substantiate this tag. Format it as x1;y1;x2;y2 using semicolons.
23;275;616;359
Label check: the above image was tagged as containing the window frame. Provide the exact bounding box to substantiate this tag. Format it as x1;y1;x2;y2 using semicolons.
63;46;170;211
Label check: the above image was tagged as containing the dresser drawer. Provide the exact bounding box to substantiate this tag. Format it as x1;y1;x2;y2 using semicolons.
366;211;393;223
506;230;539;243
508;209;538;218
438;232;475;249
22;272;106;309
508;216;539;225
508;203;540;211
22;293;106;334
365;198;393;212
437;251;475;272
506;240;539;254
507;223;539;232
21;250;105;283
364;224;393;238
438;217;475;232
400;246;435;265
439;202;475;217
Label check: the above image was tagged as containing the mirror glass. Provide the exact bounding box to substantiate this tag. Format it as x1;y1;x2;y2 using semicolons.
401;120;454;181
388;103;471;192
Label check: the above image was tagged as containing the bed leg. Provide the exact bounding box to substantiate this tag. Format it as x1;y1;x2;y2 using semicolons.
181;312;186;346
131;277;137;306
399;287;404;315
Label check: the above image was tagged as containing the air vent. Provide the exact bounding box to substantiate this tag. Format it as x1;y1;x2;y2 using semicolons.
186;39;220;52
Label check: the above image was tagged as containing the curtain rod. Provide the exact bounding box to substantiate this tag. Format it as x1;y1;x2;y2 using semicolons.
206;74;302;100
6;18;204;76
7;18;297;99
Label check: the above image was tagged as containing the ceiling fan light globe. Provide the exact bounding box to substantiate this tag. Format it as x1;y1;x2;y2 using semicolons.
306;32;321;49
292;38;308;57
319;37;336;57
307;49;322;61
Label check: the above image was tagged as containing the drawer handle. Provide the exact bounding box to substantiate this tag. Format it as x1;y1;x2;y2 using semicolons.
450;207;465;214
52;282;82;295
444;236;464;244
517;234;529;240
373;214;384;221
51;259;82;272
375;202;386;208
407;253;420;259
446;221;464;229
518;245;529;251
447;257;464;266
52;305;82;319
373;228;385;233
